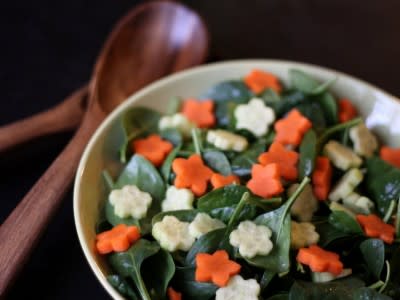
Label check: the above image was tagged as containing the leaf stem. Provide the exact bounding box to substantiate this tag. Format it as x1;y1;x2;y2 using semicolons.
368;280;384;289
383;200;396;223
191;128;203;155
226;192;250;232
396;196;400;238
282;177;311;217
378;260;391;293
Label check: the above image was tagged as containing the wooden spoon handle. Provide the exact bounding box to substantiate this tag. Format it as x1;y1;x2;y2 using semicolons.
0;85;88;153
0;109;103;297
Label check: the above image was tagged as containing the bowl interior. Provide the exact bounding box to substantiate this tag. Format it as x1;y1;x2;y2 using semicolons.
74;60;400;299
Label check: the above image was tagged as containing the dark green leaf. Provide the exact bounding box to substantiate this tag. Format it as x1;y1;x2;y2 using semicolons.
289;69;335;95
142;249;175;300
365;156;400;217
108;240;160;300
202;150;232;176
260;270;276;292
296;101;326;132
328;211;363;234
274;90;308;117
107;275;138;300
160;145;181;183
197;185;249;211
360;239;385;279
185;228;226;266
316;92;338;125
231;139;267;177
267;294;289;300
314;219;352;247
105;199;140;227
352;287;392;300
298;129;317;180
115;154;165;202
215;101;238;128
209;204;257;224
288;277;365;300
203;80;253;103
260;88;281;104
159;128;183;146
119;107;161;163
152;209;198;226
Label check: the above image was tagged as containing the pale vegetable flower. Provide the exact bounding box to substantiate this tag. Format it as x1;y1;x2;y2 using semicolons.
161;186;194;212
188;213;226;239
109;185;152;219
215;275;260;300
207;129;248;152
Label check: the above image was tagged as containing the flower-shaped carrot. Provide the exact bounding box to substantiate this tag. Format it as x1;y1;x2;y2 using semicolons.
195;250;241;287
172;154;213;196
274;109;312;146
211;173;240;189
380;146;400;168
258;141;299;181
244;69;282;94
296;245;343;276
181;99;216;128
167;287;182;300
312;156;332;201
338;99;358;123
246;163;284;198
356;214;395;244
96;224;141;254
132;134;173;167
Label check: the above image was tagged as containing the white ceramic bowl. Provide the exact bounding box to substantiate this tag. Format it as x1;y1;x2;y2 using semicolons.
73;60;400;299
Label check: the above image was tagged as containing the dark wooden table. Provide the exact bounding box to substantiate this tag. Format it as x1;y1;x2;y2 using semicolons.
1;0;400;298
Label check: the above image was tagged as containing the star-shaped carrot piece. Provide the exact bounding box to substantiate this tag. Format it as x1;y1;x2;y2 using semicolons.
167;287;182;300
132;134;173;167
172;154;214;196
246;163;283;198
380;146;400;168
296;245;343;276
244;69;282;94
195;250;241;287
181;99;216;128
312;156;333;201
211;173;240;189
274;109;312;146
338;99;358;123
96;224;141;254
356;214;396;244
258;141;299;181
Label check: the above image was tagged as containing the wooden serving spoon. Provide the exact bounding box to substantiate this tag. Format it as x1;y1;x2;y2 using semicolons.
0;1;209;296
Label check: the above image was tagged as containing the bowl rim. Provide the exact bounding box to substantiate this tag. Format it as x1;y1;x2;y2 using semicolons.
73;58;399;299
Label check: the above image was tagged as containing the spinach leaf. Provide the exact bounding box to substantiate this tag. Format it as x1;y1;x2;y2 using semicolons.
119;107;161;163
203;80;253;103
105;199;140;227
260;88;281;106
314;219;352;247
107;275;138;300
185;228;226;266
260;270;276;293
289;69;336;95
353;287;392;300
197;185;249;211
209;204;257;224
142;249;175;300
231;139;267;177
152;209;198;225
267;294;289;300
215;100;238;128
274;90;308;117
365;156;400;216
316;92;338;125
288;277;365;300
360;239;385;279
328;211;363;234
246;178;310;273
160;145;181;183
203;149;232;176
298;129;317;180
296;101;326;132
159;128;182;146
115;154;165;202
108;239;160;300
173;266;218;300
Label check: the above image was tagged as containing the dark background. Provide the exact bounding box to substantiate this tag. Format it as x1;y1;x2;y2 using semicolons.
1;0;400;298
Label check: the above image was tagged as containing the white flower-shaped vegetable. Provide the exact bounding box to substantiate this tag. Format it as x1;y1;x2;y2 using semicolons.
206;129;248;152
216;275;260;300
288;183;318;222
342;192;374;215
161;186;194;212
158;113;195;137
323;140;362;170
152;216;195;252
109;185;152;219
234;98;275;137
329;168;364;202
312;269;352;283
349;123;378;158
229;221;273;258
290;221;320;249
188;213;226;239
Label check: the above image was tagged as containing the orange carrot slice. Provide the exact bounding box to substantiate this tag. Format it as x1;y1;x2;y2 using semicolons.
167;287;182;300
195;250;241;287
356;214;396;244
96;224;141;254
210;173;240;189
132;134;173;167
244;69;282;94
297;244;344;275
258;141;299;181
172;154;214;196
247;163;284;198
181;99;215;128
312;156;332;201
274;109;312;146
380;146;400;168
338;99;358;123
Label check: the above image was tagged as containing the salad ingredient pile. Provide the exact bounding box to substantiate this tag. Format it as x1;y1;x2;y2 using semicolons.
94;68;400;299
